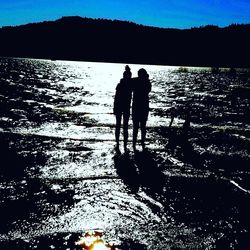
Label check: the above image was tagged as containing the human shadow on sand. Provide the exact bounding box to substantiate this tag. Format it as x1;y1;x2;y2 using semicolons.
113;152;140;193
133;150;166;194
113;150;166;194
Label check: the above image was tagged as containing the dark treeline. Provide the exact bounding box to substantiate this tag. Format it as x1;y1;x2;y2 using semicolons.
0;16;250;67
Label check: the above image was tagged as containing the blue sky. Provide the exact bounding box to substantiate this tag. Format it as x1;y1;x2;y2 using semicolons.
1;0;250;28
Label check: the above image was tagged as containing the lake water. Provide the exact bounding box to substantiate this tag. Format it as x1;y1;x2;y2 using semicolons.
0;57;250;249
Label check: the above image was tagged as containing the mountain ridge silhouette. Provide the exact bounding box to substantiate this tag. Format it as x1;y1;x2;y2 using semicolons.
0;16;249;67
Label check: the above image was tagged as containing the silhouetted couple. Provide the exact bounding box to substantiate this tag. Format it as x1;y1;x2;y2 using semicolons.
114;65;151;152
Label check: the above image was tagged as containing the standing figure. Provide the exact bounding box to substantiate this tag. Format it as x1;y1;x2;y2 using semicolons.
132;68;151;151
113;65;132;152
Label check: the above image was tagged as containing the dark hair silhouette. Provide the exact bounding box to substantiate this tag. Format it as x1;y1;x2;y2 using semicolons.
123;65;132;79
114;66;133;152
132;68;151;151
137;68;149;79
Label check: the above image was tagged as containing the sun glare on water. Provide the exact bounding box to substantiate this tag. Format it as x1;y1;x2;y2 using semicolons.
75;230;115;250
91;240;109;250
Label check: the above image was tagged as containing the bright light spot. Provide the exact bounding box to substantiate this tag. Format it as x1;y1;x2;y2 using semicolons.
90;240;109;250
76;235;97;248
75;230;114;250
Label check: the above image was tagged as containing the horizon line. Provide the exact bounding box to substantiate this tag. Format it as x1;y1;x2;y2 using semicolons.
1;15;250;30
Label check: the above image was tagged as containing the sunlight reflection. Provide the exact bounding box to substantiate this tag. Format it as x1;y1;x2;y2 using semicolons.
90;240;109;250
76;230;115;250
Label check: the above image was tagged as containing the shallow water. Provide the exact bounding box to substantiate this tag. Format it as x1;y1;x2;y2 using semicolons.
0;57;250;249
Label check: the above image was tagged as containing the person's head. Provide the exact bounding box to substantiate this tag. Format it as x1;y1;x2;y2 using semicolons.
123;65;132;79
138;68;149;79
125;65;130;72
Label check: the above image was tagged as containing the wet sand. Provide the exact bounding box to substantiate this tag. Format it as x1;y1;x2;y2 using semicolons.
0;57;250;249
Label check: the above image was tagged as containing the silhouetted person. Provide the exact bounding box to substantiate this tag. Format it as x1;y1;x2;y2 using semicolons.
132;68;151;151
114;65;132;152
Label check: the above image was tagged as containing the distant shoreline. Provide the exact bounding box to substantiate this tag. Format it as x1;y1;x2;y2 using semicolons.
0;16;250;68
2;56;250;71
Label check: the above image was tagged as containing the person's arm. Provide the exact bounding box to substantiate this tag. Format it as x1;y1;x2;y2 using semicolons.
148;80;152;93
113;84;120;114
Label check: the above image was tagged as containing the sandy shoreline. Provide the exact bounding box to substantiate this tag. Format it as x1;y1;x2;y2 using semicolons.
0;57;249;249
